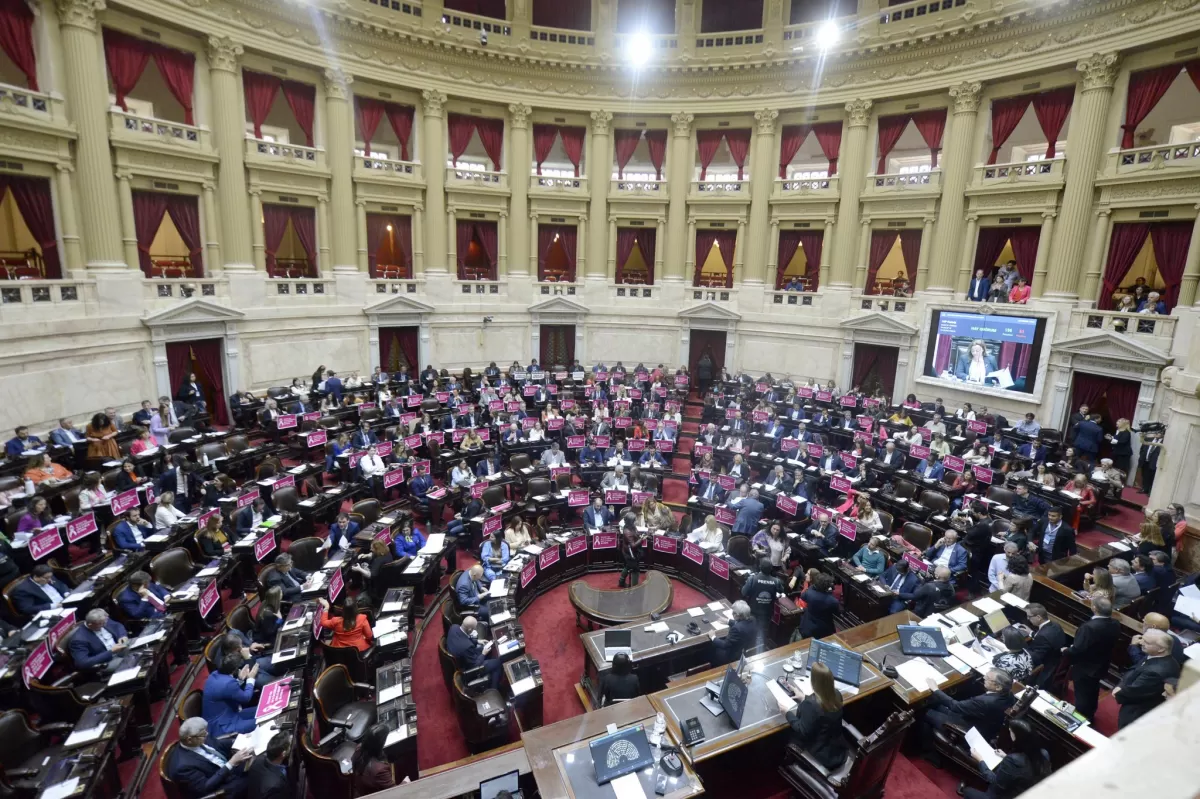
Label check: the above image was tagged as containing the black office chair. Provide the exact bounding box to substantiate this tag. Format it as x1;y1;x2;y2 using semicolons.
312;665;376;744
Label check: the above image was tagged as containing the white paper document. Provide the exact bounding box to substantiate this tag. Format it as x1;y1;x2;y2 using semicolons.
944;655;972;675
851;574;870;582
687;607;705;617
895;658;948;690
945;607;980;625
490;610;513;625
947;643;990;670
1180;584;1200;600
971;597;1005;615
707;601;724;611
999;593;1028;609
132;630;167;648
710;621;728;631
419;533;446;553
385;726;409;747
965;727;1004;769
766;677;798;711
377;684;406;705
611;772;647;799
1173;596;1200;619
108;666;141;686
373;616;404;637
64;725;106;748
381;600;406;613
510;676;537;696
489;579;508;598
39;778;79;799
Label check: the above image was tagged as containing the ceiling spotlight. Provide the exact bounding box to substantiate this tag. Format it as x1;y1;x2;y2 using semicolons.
817;20;840;51
627;31;652;68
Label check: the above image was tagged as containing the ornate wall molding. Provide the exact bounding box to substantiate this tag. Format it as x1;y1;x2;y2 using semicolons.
590;110;613;135
755;109;779;135
508;104;532;129
845;99;873;127
56;0;105;31
949;82;983;115
1076;52;1121;91
207;35;243;72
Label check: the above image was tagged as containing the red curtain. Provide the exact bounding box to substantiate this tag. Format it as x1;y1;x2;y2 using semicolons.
796;230;824;289
164;194;203;277
477;221;498;279
394;216;413;277
103;29;151;114
290;208;317;273
898;229;922;285
864;231;897;295
131;191;168;277
532;123;558;175
476;117;504;171
455;220;474;278
911;109;946;168
165;342;191;408
0;0;37;90
380;326;419;374
615;227;638;283
447;113;476;165
560;126;586;177
281;80;315;147
537;224;558;281
532;0;590;30
262;204;292;276
1098;224;1151;310
614;129;642;178
775;229;802;289
645;130;667;180
1150;221;1193;311
188;339;229;426
972;227;1011;277
152;45;195;125
724;129;751;180
1031;87;1074;158
696;130;723;180
853;344;898;399
366;214;412;277
813;121;843;176
1188;61;1200;93
356;97;386;154
778;125;810;178
0;176;60;278
243;71;280;139
1122;64;1182;148
1071;374;1139;430
1008;226;1041;284
988;94;1031;164
694;229;717;286
366;214;390;277
559;225;578;279
386;104;414;161
714;231;736;288
933;335;954;375
875;114;910;174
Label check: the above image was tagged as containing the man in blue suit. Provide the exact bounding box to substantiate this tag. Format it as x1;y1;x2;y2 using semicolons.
235;497;266;539
578;442;604;466
168;717;253;799
325;513;359;553
817;450;844;475
4;426;42;459
639;449;667;468
584;496;613;530
694;475;727;504
878;559;921;614
711;600;758;665
113;507;154;551
914;454;945;482
351;422;377;449
69;609;129;675
409;466;434;506
475;449;504;477
924;530;969;581
202;654;258;737
730;488;765;535
447;616;502;689
1073;413;1105;465
1017;438;1048;464
12;565;69;617
455;565;490;621
763;417;786;441
49;418;86;447
117;570;170;620
323;371;344;404
967;269;991;302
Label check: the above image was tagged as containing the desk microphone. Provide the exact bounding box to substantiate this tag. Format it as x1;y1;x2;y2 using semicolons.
880;654;898;680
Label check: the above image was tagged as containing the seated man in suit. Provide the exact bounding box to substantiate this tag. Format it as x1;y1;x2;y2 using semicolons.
540;442;567;468
924;530;968;581
711;600;757;665
1010;483;1049;520
600;465;629;492
447;615;502;689
694;474;727;504
202;654;259;737
168;717;253;799
920;668;1016;761
409;466;434;506
475;449;505;477
914;453;945;482
1017;438;1048;464
113;507;155;551
118;570;171;620
247;733;291;799
878;558;920;615
49;418;86;447
1114;629;1180;729
12;564;69;617
877;440;906;469
69;608;130;675
454;564;491;621
804;514;842;557
912;566;955;617
639;448;668;469
235;497;267;539
131;400;155;428
584;495;614;530
323;512;359;553
263;553;309;603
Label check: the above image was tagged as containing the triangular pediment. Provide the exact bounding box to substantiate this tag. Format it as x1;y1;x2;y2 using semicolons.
840;311;919;336
677;301;742;321
529;296;589;315
142;298;245;326
364;294;436;315
1054;330;1172;366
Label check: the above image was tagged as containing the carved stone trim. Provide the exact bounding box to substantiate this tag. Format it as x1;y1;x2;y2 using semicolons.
671;112;694;137
755;109;779;135
509;104;532;130
845;99;873;127
1077;52;1120;91
590;110;613;135
207;35;243;73
56;0;105;31
324;68;353;100
421;90;448;118
949;81;983;114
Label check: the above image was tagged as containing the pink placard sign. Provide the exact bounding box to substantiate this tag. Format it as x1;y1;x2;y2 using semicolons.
303;411;322;421
715;506;737;525
682;541;704;565
752;411;769;423
780;438;799;453
424;431;444;446
654;439;674;453
547;418;564;431
273;475;295;491
967;419;988;435
809;443;825;459
523;386;537;397
816;391;833;403
254;532;277;562
916;427;932;440
491;500;513;513
974;466;994;484
568;489;590;507
451;430;467;444
709;557;730;580
797;387;814;398
694;444;713;457
276;414;298;430
66;513;98;544
592;532;618;549
829;476;853;494
910;444;931;460
593;436;611;449
903;553;930;574
306;430;328;447
837;517;858;540
943;455;965;473
198;508;220;529
237;489;260;509
674;374;689;386
520;560;538;588
482;515;503;537
627;439;646;452
110;489;139;515
841;454;858;471
755;382;769;393
561;399;577;410
522;418;538;430
539;547;560;569
46;610;76;651
725;408;739;420
29;528;63;560
566;435;586;449
329;568;344;602
857;416;874;430
256;678;293;720
470;482;487;498
549;466;572;481
604;489;628;505
199;580;220;617
436;392;450;403
377;441;393;457
21;642;52;688
776;495;799;516
566;535;588;557
653;536;677;554
614;417;631;429
506;401;523;412
716;474;736;490
840;395;858;408
632;490;654;506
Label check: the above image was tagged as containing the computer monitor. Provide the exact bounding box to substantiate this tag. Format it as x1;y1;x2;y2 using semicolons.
590;724;655;785
808;640;864;687
897;624;951;657
480;769;520;799
735;651;746;676
603;629;633;661
983;610;1010;636
718;666;749;728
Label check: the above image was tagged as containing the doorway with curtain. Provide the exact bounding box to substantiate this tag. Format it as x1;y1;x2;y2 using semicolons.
165;339;229;425
688;330;727;387
379;327;419;375
852;344;899;401
1067;373;1140;459
539;325;574;371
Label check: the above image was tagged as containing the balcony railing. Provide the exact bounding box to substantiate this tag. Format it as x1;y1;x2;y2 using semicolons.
0;82;50;116
144;278;225;302
357;155;422;180
441;8;510;37
0;279;96;311
446;167;507;189
535;281;580;297
690;286;735;302
530;174;587;192
613;283;656;299
610;179;666;196
1107;142;1200;174
854;294;916;314
614;32;678;53
769;290;818;309
362;0;422;21
247;136;320;164
529;25;595;48
270;278;333;298
370;278;423;296
773;176;839;197
867;170;942;192
691;179;746;196
111;111;204;149
880;0;968;24
695;29;765;49
974;157;1064;186
1073;309;1177;341
454;279;504;296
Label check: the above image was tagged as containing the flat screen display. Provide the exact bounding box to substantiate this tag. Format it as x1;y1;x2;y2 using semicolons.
922;310;1047;396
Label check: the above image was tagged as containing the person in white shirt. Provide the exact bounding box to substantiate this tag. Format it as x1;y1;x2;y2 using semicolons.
450;459;475;489
902;428;924;447
988;542;1019;592
540;443;567;468
155;492;187;530
526;423;546;442
689;514;726;547
600;465;628;491
927;414;947;438
78;472;113;510
360;445;386;479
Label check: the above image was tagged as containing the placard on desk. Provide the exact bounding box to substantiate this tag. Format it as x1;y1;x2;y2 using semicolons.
653;536;678;554
384;469;405;489
627;438;646;452
521;560;537;588
604;489;628;505
566;535;588;558
238;489;260;509
829;476;853;494
276;414;298;430
776;495;799;516
110;488;139;515
483;516;503;536
199;580;220;617
66;513;98;544
256;678;292;720
592;532;618;549
974;466;994;484
539;547;560;569
254;532;277;562
29;527;63;560
22;641;51;688
837;518;858;540
714;506;737;526
910;444;931;460
943;455;966;473
47;610;76;651
329;568;345;602
306;430;328;447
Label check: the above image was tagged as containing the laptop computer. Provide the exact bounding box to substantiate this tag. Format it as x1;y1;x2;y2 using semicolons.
718;666;749;728
808;639;865;688
982;609;1010;636
603;629;633;661
590;725;655;785
480;770;521;799
897;624;951;657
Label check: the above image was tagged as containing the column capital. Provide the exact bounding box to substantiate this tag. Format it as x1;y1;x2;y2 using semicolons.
590;110;613;134
671;112;694;137
55;162;74;174
323;68;353;100
317;193;329;203
1077;53;1120;91
248;188;262;197
56;0;105;31
860;217;871;227
413;203;424;213
1042;210;1058;220
202;181;216;192
966;213;980;223
114;169;132;181
949;81;983;114
421;90;448;118
529;210;539;221
754;109;779;135
845;99;873;127
825;217;836;226
923;215;937;225
508;103;532;130
1096;208;1111;218
354;199;366;207
498;210;509;219
206;35;243;73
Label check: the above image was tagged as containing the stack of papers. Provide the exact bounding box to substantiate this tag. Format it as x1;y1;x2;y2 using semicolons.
895;658;949;690
999;593;1028;609
488;579;508;598
945;607;981;625
64;725;106;748
132;630;167;648
972;597;1005;614
108;665;141;685
643;621;669;633
373;616;404;637
965;727;1004;768
381;599;406;614
490;609;513;624
687;607;705;617
947;643;991;670
233;721;280;755
510;676;537;696
419;533;446;554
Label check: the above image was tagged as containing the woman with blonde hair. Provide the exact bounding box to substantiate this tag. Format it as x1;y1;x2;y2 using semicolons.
776;662;848;771
1110;418;1133;477
1083;566;1115;604
155;491;187;531
1135;518;1165;557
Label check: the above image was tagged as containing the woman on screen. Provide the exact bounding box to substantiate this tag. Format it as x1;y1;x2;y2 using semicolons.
954;340;999;384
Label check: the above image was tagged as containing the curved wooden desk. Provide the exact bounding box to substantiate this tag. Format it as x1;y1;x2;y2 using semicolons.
568;570;673;627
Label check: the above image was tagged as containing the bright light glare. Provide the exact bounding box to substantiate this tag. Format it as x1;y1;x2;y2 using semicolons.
386;224;393;232
627;31;652;68
817;20;840;51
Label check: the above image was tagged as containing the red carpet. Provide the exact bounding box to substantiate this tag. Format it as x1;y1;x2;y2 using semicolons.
676;436;695;455
680;421;700;435
1098;502;1148;537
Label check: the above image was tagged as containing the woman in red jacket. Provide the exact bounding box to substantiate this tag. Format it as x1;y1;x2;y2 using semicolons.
317;596;374;652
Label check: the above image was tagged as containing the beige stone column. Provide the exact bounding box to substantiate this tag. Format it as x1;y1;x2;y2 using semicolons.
818;217;835;289
927;81;983;294
1031;210;1057;297
607;217;618;281
317;197;331;273
54;164;83;275
412;205;425;273
684;217;697;284
915;215;935;291
507;103;532;278
831;100;872;288
575;213;587;278
854;218;872;292
955;215;980;294
446;205;457;274
249;190;265;271
115;171;139;273
355;201;369;273
766;219;780;287
654;217;666;283
664;113;694;282
1080;209;1112;304
1181;206;1200;307
57;0;124;270
200;182;221;274
734;219;747;280
743;109;779;286
206;36;253;270
528;212;539;277
421;90;448;274
587;110;613;282
1046;53;1120;302
323;69;358;272
497;211;509;278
